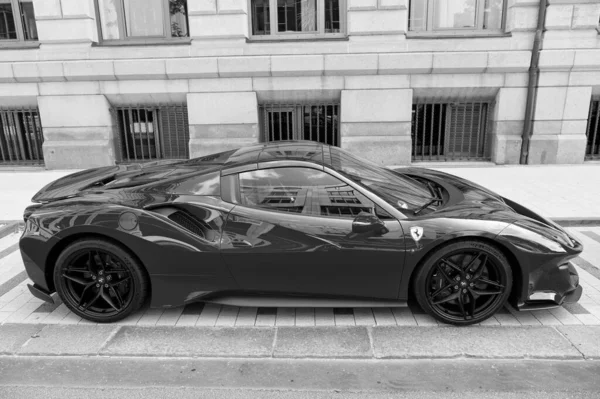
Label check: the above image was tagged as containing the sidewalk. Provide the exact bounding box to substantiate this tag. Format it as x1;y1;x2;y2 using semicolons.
1;164;599;222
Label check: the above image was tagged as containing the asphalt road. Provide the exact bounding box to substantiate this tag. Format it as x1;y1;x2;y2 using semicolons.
1;357;599;398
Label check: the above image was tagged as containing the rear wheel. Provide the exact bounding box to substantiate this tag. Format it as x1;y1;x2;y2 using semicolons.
53;238;149;323
413;240;512;326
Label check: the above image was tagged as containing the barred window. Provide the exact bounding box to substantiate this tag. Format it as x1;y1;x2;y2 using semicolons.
411;101;490;161
112;104;190;162
586;99;600;161
259;103;340;147
0;108;44;165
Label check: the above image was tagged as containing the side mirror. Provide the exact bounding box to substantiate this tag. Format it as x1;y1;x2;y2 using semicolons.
352;211;387;235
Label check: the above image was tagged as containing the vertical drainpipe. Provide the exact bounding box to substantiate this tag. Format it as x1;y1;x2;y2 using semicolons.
520;0;548;164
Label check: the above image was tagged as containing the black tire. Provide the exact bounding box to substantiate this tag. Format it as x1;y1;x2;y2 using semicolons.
413;240;512;326
53;238;149;323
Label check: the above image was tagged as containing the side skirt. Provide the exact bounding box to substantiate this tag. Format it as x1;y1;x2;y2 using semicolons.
203;295;408;308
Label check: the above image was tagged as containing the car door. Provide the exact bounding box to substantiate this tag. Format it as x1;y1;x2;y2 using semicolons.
220;164;406;299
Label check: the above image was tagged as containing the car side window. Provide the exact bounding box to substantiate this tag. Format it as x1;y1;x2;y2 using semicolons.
238;167;379;219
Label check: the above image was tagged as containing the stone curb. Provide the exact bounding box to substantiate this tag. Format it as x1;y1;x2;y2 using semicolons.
2;324;599;361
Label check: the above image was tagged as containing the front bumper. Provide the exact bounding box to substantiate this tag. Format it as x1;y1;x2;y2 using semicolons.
518;261;582;311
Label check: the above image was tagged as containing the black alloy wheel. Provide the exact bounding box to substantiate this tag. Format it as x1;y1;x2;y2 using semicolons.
54;238;149;323
414;240;512;326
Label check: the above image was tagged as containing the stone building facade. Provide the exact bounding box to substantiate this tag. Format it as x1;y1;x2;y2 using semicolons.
0;0;599;169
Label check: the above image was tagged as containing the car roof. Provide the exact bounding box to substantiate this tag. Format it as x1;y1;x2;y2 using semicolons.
222;141;328;168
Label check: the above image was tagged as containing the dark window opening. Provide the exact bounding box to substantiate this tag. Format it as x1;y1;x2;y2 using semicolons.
0;108;44;165
259;103;340;146
586;100;600;160
411;101;490;161
0;0;37;41
113;104;190;163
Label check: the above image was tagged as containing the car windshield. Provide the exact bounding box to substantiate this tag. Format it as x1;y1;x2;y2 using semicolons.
329;147;435;212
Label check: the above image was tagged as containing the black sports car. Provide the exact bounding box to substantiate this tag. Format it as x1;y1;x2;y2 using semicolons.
20;141;583;325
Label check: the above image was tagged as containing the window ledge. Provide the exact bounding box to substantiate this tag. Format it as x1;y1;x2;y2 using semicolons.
247;36;349;44
94;38;192;47
0;42;40;50
406;31;511;40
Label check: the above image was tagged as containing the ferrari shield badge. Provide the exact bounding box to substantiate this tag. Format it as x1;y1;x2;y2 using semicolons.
410;226;424;242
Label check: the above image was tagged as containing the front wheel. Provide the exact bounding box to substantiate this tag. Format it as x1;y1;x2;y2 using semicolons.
413;240;512;326
53;238;149;323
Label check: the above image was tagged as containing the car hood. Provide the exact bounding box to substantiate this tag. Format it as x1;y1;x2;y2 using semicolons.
392;167;562;227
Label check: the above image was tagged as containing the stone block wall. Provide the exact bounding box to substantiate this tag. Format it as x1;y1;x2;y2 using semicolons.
0;0;598;167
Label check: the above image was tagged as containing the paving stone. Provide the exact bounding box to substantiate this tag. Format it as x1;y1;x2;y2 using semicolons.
353;308;375;326
102;326;275;357
0;324;43;354
294;308;314;327
235;307;258;326
372;326;581;359
314;308;335;326
391;307;417;326
372;308;396;326
274;327;371;358
19;324;118;355
557;326;600;359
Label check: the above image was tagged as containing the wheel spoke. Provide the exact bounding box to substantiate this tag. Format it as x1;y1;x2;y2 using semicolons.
65;267;88;273
440;259;463;274
465;252;484;272
467;290;476;318
110;276;131;286
470;288;503;296
457;292;467;320
432;291;460;305
82;289;102;311
430;282;453;299
62;274;90;286
435;264;455;284
108;286;124;310
104;269;128;274
76;283;95;307
101;289;120;312
476;277;504;289
471;254;488;279
94;250;105;270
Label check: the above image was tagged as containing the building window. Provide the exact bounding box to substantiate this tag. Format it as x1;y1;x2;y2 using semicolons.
0;0;38;42
585;99;600;161
259;103;340;146
239;167;375;218
411;101;491;161
96;0;189;42
112;104;190;162
0;108;44;165
249;0;344;39
409;0;504;32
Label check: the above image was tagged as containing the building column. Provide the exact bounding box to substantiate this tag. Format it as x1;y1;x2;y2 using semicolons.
187;92;258;157
340;89;413;165
527;86;590;164
38;95;117;169
490;88;526;164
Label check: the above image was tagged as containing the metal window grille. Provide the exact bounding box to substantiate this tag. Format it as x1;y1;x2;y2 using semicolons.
0;107;44;165
585;99;600;160
259;102;340;146
112;104;189;163
411;101;490;162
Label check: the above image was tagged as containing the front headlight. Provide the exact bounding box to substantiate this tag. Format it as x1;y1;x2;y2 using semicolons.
499;222;567;253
